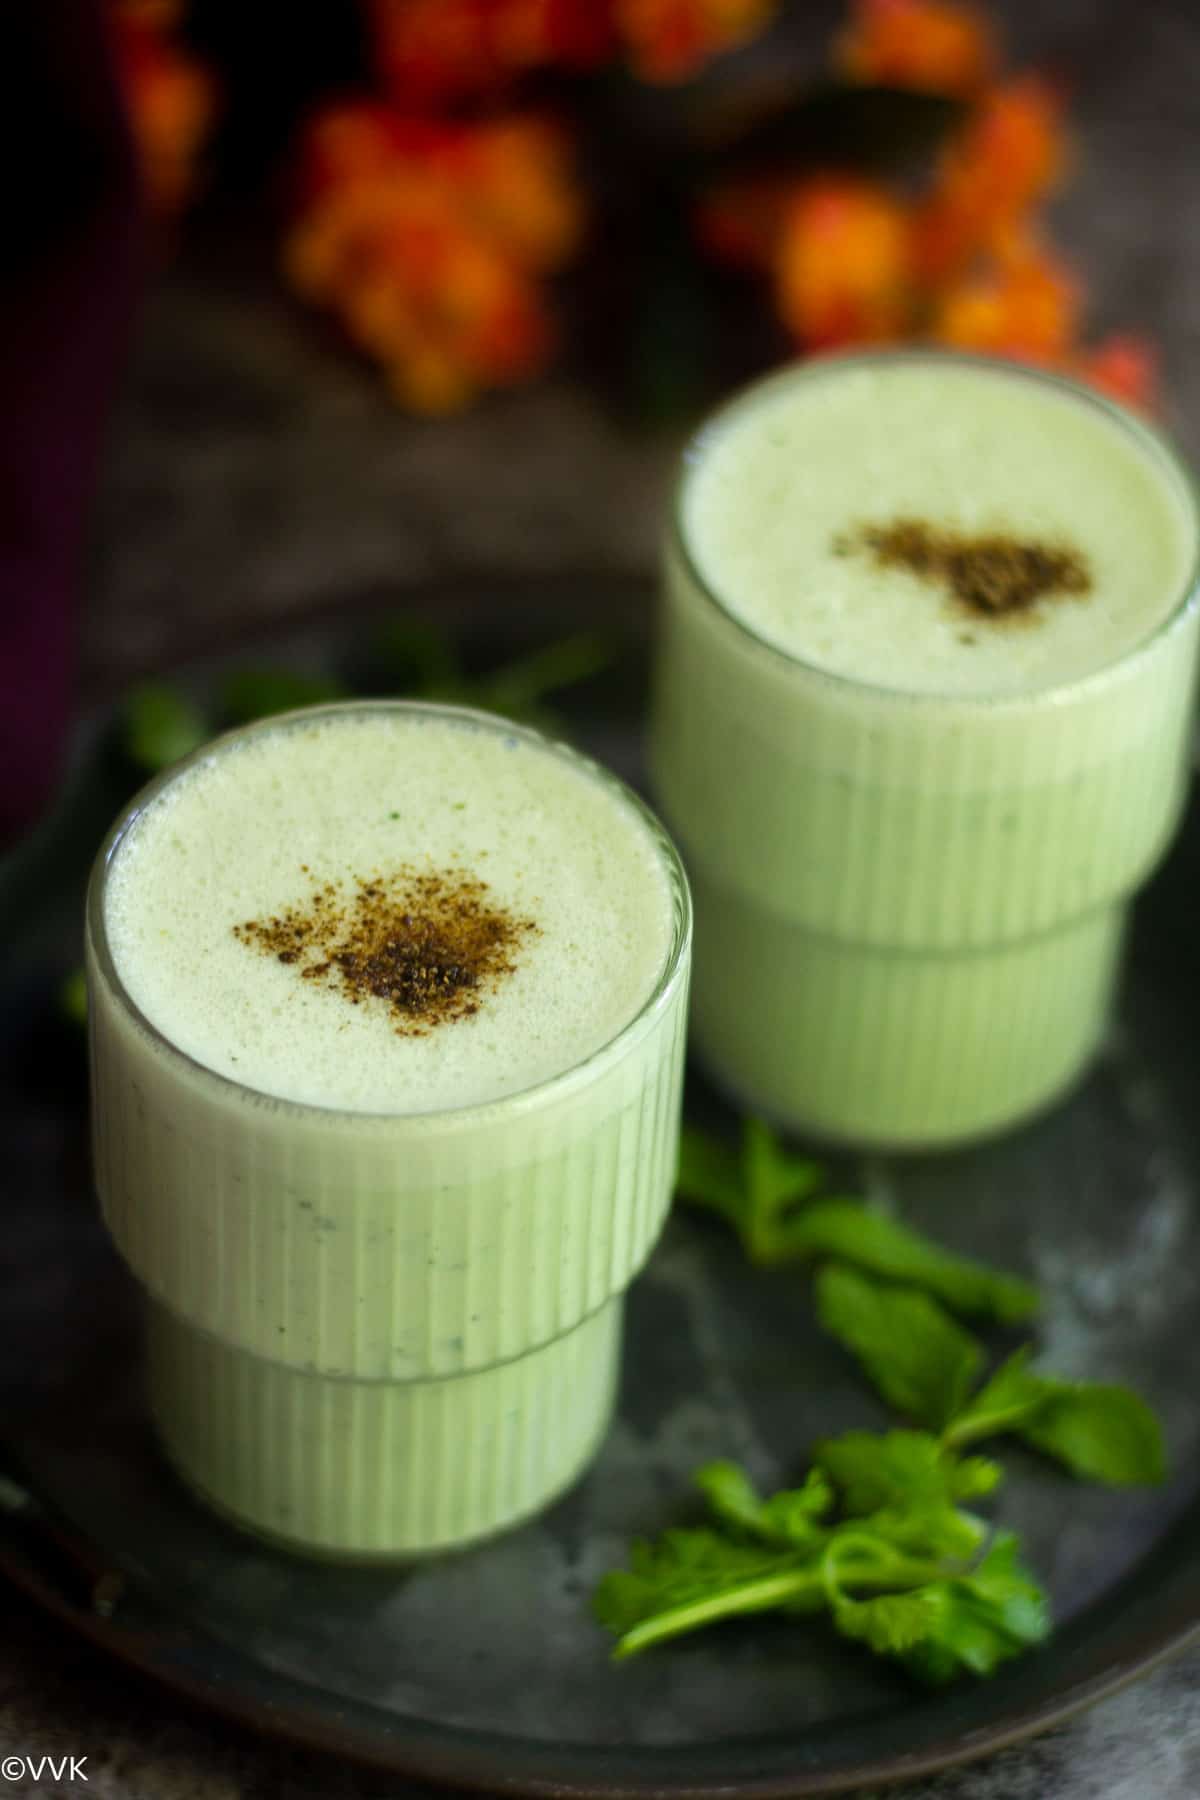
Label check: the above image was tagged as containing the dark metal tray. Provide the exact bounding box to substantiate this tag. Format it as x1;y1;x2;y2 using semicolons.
3;582;1199;1799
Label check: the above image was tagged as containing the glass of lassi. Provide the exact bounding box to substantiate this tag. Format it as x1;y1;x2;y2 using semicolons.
87;702;690;1556
652;352;1200;1149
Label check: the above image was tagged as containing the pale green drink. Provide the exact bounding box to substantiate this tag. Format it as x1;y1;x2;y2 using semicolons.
88;703;690;1556
653;353;1199;1148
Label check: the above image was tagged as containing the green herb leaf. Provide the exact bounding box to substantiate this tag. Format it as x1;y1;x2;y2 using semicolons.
676;1118;825;1262
674;1121;1036;1319
593;1529;818;1658
832;1587;945;1655
372;616;462;693
675;1126;747;1229
945;1349;1166;1485
858;1503;986;1561
475;633;616;719
122;684;210;772
900;1533;1051;1685
1020;1384;1166;1487
697;1461;833;1546
817;1430;1002;1517
816;1265;985;1430
221;669;347;725
776;1201;1038;1323
941;1347;1045;1447
60;968;88;1027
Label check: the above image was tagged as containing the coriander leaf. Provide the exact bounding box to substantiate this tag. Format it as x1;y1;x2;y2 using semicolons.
1019;1384;1166;1486
816;1265;985;1430
775;1201;1038;1323
833;1587;944;1655
372;616;462;692
221;669;347;725
817;1430;1002;1517
675;1127;747;1232
941;1347;1045;1448
594;1529;819;1658
673;1120;1037;1315
901;1533;1051;1685
944;1351;1167;1485
697;1461;833;1546
122;684;209;772
477;633;616;718
859;1503;986;1561
675;1118;825;1263
742;1116;827;1261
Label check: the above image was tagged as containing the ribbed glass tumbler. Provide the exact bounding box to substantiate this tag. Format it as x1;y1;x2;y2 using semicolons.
652;356;1200;1150
87;708;691;1557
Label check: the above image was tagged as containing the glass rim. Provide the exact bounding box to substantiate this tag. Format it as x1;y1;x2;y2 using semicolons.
669;347;1200;709
86;698;693;1128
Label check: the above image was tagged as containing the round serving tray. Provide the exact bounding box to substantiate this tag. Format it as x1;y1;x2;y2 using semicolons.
2;582;1199;1798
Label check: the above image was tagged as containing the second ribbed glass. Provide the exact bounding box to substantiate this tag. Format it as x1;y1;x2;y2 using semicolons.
652;357;1200;1150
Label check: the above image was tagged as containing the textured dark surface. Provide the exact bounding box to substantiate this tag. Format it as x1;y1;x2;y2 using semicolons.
6;0;1200;1792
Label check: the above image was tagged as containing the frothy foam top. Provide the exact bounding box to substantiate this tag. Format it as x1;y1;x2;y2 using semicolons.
682;359;1197;698
102;709;678;1113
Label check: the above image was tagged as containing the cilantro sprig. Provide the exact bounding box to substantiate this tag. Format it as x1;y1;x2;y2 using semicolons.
598;1116;1167;1679
677;1117;1039;1321
119;620;617;776
817;1265;1165;1486
595;1454;1049;1681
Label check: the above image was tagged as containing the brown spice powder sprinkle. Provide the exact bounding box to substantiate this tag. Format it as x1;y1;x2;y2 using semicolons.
838;518;1092;620
233;867;537;1035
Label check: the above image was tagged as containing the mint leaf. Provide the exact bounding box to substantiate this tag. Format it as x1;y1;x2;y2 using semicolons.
817;1430;1002;1517
221;669;347;724
777;1201;1038;1323
901;1533;1051;1685
122;684;209;772
675;1118;825;1262
816;1265;985;1430
697;1461;832;1546
944;1350;1167;1485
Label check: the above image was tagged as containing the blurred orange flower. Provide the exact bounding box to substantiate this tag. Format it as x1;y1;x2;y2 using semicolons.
110;1;217;213
836;0;997;96
916;76;1067;281
775;178;914;348
1071;334;1159;413
286;107;583;412
616;0;778;82
930;240;1079;361
368;0;613;107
